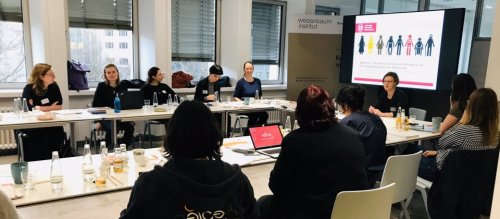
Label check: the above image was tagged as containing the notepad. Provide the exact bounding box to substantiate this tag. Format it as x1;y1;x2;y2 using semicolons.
387;129;419;139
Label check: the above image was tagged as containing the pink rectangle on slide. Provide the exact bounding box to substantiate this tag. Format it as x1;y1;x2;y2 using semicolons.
355;23;377;33
353;77;434;87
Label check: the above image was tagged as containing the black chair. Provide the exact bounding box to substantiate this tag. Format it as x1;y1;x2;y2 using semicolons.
428;148;499;219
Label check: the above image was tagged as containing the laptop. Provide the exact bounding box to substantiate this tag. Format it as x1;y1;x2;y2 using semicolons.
248;124;283;158
119;91;144;110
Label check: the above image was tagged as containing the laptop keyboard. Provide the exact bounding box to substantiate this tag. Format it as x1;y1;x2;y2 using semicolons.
263;148;281;154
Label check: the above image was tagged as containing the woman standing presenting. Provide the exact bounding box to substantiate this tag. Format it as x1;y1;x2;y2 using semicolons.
92;64;134;148
141;67;176;105
19;63;66;161
369;71;408;117
233;61;268;132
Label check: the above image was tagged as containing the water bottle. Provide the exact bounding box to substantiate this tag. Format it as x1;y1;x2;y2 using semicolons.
99;147;110;181
255;89;260;100
22;98;29;112
173;94;179;105
214;91;220;103
99;141;107;153
166;94;172;106
50;151;64;192
119;144;128;164
293;120;300;130
82;144;95;182
153;92;158;107
114;94;121;113
284;116;292;132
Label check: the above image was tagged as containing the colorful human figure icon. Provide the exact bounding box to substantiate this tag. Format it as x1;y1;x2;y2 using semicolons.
396;35;403;56
405;35;413;56
425;34;435;56
387;36;394;55
358;36;365;54
415;38;423;56
367;35;374;55
376;35;384;55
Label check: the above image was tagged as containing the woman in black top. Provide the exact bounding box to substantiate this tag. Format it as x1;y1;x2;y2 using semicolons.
19;63;66;161
92;64;134;148
120;101;258;218
369;72;408;117
141;67;176;105
233;61;268;134
258;85;368;219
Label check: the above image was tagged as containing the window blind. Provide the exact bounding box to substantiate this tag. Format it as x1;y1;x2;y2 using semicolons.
68;0;132;30
171;0;216;61
252;2;282;64
0;0;22;22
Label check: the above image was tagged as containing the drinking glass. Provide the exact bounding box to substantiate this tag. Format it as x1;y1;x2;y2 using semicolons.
143;99;150;112
21;169;37;190
409;115;417;124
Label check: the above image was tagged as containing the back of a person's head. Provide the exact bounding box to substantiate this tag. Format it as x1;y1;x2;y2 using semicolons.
165;100;223;159
295;84;337;130
464;88;499;146
451;73;477;108
336;85;366;112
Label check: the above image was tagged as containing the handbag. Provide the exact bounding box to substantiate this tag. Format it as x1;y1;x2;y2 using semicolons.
67;60;90;91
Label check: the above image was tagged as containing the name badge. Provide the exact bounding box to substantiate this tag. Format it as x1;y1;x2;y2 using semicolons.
162;90;167;94
41;98;49;104
390;107;396;112
203;90;208;94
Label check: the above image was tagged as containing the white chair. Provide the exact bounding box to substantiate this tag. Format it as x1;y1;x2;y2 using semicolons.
415;176;432;219
409;107;427;121
331;183;396;219
380;151;422;219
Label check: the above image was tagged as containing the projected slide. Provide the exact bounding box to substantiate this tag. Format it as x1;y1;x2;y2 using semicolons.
351;11;444;90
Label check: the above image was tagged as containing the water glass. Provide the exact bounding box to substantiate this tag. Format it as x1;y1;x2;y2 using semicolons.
409;115;417;124
21;169;37;190
143;99;150;112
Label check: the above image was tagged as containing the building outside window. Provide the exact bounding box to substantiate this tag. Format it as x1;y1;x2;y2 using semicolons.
119;42;128;49
0;0;27;84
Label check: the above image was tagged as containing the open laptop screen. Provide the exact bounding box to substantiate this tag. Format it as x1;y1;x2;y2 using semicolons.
249;125;283;150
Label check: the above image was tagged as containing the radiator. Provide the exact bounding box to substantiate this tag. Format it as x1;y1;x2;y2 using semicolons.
263;96;286;124
0;107;17;150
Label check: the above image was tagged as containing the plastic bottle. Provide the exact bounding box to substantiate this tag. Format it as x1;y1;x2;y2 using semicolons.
114;93;121;113
50;151;64;192
82;144;95;182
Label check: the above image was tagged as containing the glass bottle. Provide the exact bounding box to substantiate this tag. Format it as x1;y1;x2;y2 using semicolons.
173;94;179;105
119;144;128;164
113;147;124;173
284;116;292;132
214;91;220;103
166;93;172;106
255;89;260;100
50;151;64;192
99;141;107;154
395;107;402;129
82;144;95;182
114;94;121;113
293;120;300;130
99;147;110;176
22;98;29;112
153;92;159;107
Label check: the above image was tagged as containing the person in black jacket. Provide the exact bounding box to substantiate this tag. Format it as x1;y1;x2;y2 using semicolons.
369;72;408;117
92;64;134;148
194;64;223;102
258;85;368;219
17;63;66;161
141;66;176;105
120;100;258;219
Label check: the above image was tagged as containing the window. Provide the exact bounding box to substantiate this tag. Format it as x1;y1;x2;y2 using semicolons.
0;0;27;84
479;0;496;37
315;6;340;16
363;0;380;14
119;58;128;65
105;42;114;48
171;0;216;81
382;0;418;13
251;0;286;84
68;0;134;83
119;42;128;49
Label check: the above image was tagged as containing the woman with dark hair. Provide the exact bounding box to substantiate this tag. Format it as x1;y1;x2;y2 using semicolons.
18;63;66;161
92;64;134;148
336;86;387;168
140;66;176;105
233;61;268;134
120;100;258;218
369;72;408;117
258;85;367;219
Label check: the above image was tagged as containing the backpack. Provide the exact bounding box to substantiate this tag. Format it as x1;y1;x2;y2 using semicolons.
216;76;231;87
172;71;194;88
67;60;90;91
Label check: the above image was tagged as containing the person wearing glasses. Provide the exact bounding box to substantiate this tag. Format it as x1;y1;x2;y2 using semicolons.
369;72;408;117
18;63;66;161
194;64;223;102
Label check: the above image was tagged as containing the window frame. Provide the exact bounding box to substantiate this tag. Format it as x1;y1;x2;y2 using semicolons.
251;0;286;85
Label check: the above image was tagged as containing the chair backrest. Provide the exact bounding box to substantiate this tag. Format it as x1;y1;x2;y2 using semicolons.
331;183;396;219
380;151;422;203
409;107;427;121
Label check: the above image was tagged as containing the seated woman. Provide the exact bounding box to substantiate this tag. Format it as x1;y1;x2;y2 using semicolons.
92;64;134;148
336;85;387;186
141;66;176;105
233;61;268;134
18;63;66;161
258;85;367;219
119;100;258;218
369;72;408;117
419;73;477;181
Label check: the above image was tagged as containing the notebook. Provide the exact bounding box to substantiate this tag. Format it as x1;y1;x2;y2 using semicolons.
119;91;144;110
248;124;283;158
